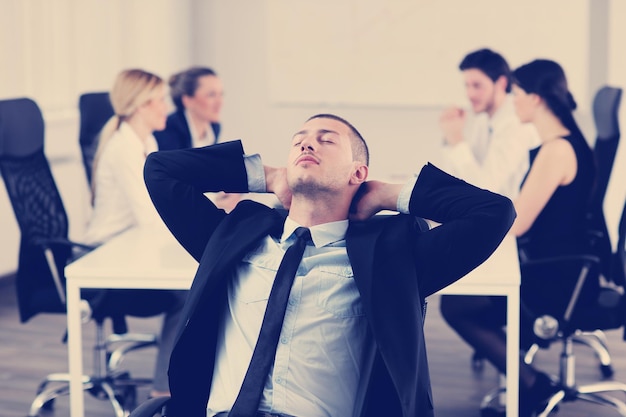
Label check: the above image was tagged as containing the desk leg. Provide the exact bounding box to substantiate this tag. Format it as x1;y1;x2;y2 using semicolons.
66;281;85;417
506;288;520;417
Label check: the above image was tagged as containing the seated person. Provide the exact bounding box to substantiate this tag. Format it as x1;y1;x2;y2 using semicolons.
439;48;539;199
83;68;187;399
143;113;516;417
155;65;240;211
154;66;223;150
440;59;597;417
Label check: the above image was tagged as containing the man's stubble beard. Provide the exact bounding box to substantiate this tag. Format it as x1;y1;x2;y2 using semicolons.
289;177;336;200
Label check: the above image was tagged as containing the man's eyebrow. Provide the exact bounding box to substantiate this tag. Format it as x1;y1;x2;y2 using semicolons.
293;129;307;138
318;129;339;136
292;129;339;138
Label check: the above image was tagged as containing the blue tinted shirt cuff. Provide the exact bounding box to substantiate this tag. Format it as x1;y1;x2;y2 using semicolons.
244;153;266;192
397;176;418;214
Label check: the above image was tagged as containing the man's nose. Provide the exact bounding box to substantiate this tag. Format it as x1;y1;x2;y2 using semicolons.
300;137;315;151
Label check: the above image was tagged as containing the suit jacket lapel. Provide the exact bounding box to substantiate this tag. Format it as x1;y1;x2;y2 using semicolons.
180;205;283;330
346;220;380;313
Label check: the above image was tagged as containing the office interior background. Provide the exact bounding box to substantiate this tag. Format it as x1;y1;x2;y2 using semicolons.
0;0;625;278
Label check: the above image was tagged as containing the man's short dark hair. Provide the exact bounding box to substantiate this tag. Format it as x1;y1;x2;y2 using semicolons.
307;114;369;166
459;48;512;92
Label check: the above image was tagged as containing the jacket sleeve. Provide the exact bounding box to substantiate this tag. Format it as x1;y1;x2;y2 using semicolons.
143;140;249;261
409;163;516;296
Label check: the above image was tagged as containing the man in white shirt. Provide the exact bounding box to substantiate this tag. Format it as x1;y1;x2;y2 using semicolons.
439;48;539;199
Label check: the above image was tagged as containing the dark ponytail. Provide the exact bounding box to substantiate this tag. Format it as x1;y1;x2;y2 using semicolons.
512;59;582;137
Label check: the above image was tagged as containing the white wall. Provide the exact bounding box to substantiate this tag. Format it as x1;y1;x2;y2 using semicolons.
1;0;625;275
265;0;591;109
194;0;605;172
606;0;626;248
0;0;195;275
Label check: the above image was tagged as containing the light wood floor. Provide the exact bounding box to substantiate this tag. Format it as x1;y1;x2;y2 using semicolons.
2;274;626;417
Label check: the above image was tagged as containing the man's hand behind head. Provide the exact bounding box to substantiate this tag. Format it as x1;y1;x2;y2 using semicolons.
349;180;404;221
265;165;292;209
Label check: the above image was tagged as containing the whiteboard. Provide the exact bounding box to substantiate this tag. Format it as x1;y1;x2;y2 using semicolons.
267;0;589;108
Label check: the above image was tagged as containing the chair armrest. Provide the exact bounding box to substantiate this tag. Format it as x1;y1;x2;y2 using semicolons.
521;253;602;329
520;254;601;328
520;253;602;268
30;237;98;305
128;396;171;417
33;236;97;258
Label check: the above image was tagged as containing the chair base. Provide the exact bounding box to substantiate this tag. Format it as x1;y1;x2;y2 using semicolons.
28;329;157;417
524;330;614;378
28;371;152;417
537;381;626;417
106;332;158;371
481;334;626;417
480;382;626;417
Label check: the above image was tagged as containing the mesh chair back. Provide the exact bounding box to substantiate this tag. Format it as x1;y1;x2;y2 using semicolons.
78;92;114;186
587;86;622;279
591;86;622;213
0;98;70;322
612;200;626;288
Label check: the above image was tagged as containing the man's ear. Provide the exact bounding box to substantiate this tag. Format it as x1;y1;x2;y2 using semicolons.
495;75;508;92
350;163;368;185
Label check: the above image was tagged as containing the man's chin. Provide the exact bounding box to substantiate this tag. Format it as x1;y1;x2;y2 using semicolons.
290;178;330;196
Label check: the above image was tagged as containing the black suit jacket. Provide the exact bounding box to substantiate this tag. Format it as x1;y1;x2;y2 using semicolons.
154;109;221;151
144;141;515;417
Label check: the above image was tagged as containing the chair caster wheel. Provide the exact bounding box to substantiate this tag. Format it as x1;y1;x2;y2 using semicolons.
42;398;55;410
600;364;614;378
472;351;485;372
480;405;505;417
117;385;138;411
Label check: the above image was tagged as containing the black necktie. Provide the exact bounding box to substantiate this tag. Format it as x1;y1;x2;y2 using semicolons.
229;227;311;417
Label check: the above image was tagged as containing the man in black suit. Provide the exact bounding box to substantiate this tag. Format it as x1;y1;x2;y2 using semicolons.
144;114;515;417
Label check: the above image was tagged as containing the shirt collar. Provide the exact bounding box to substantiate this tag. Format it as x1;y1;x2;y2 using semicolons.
184;109;215;147
282;217;348;248
489;94;516;132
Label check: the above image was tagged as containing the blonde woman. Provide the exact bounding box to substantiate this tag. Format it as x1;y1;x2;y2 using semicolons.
86;69;167;242
83;68;186;399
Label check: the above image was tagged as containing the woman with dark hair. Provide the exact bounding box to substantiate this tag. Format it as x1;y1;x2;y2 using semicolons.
155;66;241;211
155;66;223;151
440;59;597;417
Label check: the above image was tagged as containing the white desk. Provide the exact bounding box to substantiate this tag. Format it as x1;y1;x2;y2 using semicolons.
65;227;197;417
65;227;519;417
437;235;520;416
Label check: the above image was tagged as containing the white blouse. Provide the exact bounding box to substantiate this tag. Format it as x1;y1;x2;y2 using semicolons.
83;122;164;245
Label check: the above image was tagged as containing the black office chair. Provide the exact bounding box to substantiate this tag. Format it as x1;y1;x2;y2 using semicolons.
78;91;114;187
587;85;622;279
482;200;626;417
522;85;623;378
0;97;158;417
473;85;624;382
